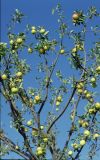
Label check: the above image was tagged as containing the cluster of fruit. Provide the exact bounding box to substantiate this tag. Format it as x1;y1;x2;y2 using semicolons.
55;95;62;111
88;102;100;114
72;11;85;25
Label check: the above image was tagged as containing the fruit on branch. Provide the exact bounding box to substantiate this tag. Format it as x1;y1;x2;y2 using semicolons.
28;47;33;53
95;102;100;110
11;87;19;93
60;49;65;54
72;13;80;21
43;45;49;51
15;145;19;150
16;38;23;44
27;119;33;126
10;39;14;45
90;77;96;83
39;28;46;34
16;72;23;77
72;143;79;150
32;130;38;136
96;66;100;74
93;133;100;139
84;130;90;137
88;108;96;114
1;74;7;80
80;139;86;146
40;125;44;130
82;121;89;128
43;137;48;143
72;47;77;53
68;150;73;156
34;95;41;103
39;48;45;54
24;128;28;132
56;101;60;106
36;147;44;156
31;26;36;34
77;89;83;94
56;96;62;102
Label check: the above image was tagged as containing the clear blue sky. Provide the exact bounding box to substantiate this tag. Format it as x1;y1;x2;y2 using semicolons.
1;0;100;159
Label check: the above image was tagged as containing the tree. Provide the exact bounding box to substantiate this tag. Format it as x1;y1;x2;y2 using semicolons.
0;3;100;160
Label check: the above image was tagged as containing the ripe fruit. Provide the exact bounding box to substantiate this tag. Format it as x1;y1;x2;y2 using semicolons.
84;90;88;95
60;49;65;54
1;74;7;80
15;145;19;150
96;66;100;74
43;45;49;51
95;102;100;110
82;122;89;128
56;101;60;106
31;29;36;34
72;13;79;20
34;95;41;103
93;133;100;139
80;140;86;146
10;39;14;45
43;137;48;143
39;28;45;34
16;38;23;44
31;26;36;30
85;93;91;99
16;72;22;77
77;89;83;94
78;119;83;126
72;47;77;53
40;125;44;130
88;108;96;114
90;77;96;83
28;47;33;53
84;130;90;137
68;150;73;156
27;120;32;126
11;87;19;93
56;96;62;102
72;143;79;150
36;147;43;156
39;48;45;54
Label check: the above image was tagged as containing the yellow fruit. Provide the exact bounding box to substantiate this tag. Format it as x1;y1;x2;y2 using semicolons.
27;120;32;126
39;48;45;54
16;38;23;44
68;150;73;156
24;128;28;132
40;125;44;130
72;13;79;20
10;39;14;45
80;140;86;146
84;90;88;95
56;101;60;106
34;95;40;102
77;89;83;94
60;49;65;54
90;77;96;83
72;47;77;53
88;108;96;114
96;66;100;74
43;45;49;51
93;133;100;139
82;122;89;128
28;48;33;53
56;96;62;102
15;145;19;150
32;130;38;136
37;150;43;156
85;93;91;98
39;28;45;34
78;119;83;126
16;72;22;77
95;102;100;110
1;74;7;80
43;138;48;143
72;143;79;149
11;87;19;93
84;130;90;137
31;29;36;34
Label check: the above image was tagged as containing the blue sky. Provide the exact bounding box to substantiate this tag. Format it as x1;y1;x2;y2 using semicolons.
1;0;100;159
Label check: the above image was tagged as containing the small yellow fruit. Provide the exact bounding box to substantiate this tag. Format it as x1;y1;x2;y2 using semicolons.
60;49;65;54
28;48;33;53
31;29;36;34
82;122;89;128
72;143;79;149
16;38;23;44
44;45;49;51
11;87;19;93
39;48;45;54
34;95;40;102
96;66;100;74
95;102;100;110
16;72;22;77
85;93;91;99
56;96;62;102
93;133;100;139
1;74;7;80
84;90;88;95
68;150;73;156
77;89;83;94
88;108;96;114
10;39;14;45
39;28;45;34
84;130;90;137
27;120;32;126
37;150;43;156
80;140;86;146
72;47;77;53
43;137;48;143
90;77;96;83
37;147;42;151
56;101;60;106
72;13;80;20
78;119;83;126
40;125;44;130
32;130;38;136
15;145;19;150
